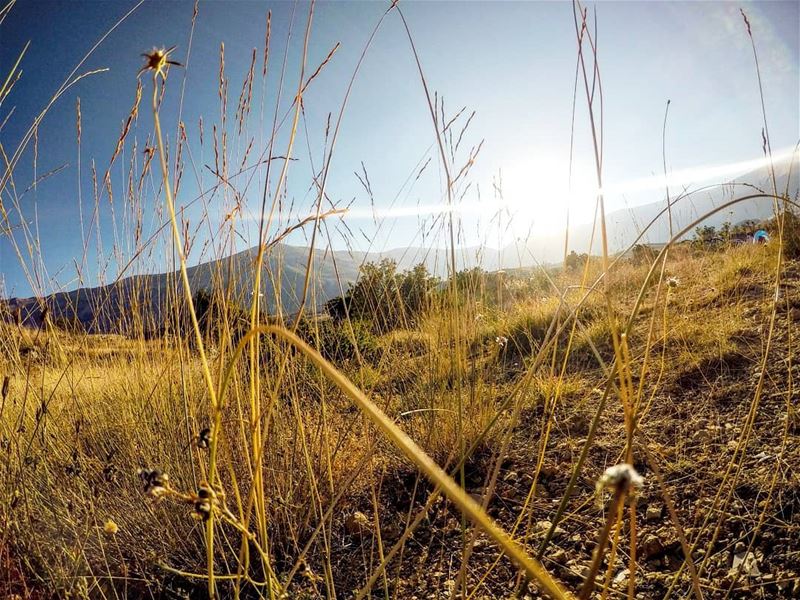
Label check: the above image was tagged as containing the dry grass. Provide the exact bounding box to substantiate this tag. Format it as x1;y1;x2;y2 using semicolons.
2;1;799;599
3;245;798;599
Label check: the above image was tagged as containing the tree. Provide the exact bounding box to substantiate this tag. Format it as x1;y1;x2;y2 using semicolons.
455;267;486;295
399;263;439;321
565;250;588;270
190;288;250;345
720;221;732;243
694;225;718;245
326;260;439;332
350;259;403;332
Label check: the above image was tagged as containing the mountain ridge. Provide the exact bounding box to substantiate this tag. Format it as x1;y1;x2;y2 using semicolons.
3;161;796;332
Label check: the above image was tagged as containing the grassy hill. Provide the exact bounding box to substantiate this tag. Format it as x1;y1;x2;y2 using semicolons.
2;240;799;598
2;242;366;333
3;1;799;598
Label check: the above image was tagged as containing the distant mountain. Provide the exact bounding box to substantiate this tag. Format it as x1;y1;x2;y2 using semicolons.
4;160;796;333
3;243;366;333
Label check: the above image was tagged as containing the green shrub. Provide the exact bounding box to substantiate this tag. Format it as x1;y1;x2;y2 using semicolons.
382;330;432;357
780;208;800;259
565;250;589;270
326;260;439;334
481;298;609;370
298;317;379;363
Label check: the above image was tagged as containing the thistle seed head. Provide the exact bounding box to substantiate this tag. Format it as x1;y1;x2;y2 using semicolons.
137;468;169;495
596;463;644;497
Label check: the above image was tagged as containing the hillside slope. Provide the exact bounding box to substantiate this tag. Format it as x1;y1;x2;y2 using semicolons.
2;243;798;598
4;161;796;332
3;243;365;332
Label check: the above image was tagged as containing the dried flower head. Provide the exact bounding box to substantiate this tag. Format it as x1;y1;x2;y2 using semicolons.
666;276;680;289
137;468;169;497
103;519;119;535
190;482;217;521
495;336;508;348
138;46;182;79
596;463;644;497
197;427;212;449
192;499;212;521
102;463;117;482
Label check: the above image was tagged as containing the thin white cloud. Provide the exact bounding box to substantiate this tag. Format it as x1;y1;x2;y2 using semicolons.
599;146;797;197
337;146;797;224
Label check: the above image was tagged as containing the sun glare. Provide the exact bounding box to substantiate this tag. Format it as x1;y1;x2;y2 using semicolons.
497;156;598;232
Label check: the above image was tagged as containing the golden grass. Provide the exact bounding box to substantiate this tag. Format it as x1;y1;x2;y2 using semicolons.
3;243;797;598
2;1;799;598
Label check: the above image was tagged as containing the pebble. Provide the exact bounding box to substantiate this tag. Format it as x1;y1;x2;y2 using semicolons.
639;533;664;560
646;504;662;522
345;511;370;535
536;520;565;537
730;551;761;578
612;568;628;587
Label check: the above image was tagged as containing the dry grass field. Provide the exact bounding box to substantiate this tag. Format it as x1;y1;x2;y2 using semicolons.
3;242;800;599
1;1;799;598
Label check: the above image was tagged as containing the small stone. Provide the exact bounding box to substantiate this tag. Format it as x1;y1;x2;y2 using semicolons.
639;533;664;560
646;505;662;522
613;569;629;587
536;519;552;531
536;520;565;537
345;511;370;536
730;551;761;578
564;559;590;582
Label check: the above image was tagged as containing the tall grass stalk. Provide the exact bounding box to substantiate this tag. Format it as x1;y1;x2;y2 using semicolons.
150;63;222;596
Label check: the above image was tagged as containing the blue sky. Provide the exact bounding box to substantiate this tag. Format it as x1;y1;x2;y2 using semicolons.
1;0;798;297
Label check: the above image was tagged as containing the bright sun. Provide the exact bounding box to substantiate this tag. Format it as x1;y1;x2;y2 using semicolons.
496;156;598;232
